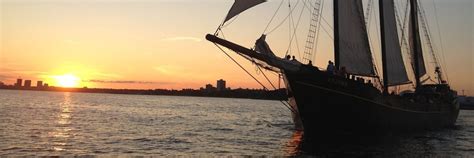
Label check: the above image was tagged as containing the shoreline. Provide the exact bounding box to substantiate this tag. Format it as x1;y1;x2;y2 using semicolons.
0;86;287;101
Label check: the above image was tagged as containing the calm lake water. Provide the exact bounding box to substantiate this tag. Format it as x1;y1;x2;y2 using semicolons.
1;89;473;156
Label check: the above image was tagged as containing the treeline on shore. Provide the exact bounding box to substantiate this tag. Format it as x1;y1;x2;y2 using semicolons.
0;85;287;101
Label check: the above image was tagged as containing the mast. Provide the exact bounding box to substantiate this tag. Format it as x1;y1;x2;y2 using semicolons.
334;0;340;70
379;0;389;95
410;0;422;88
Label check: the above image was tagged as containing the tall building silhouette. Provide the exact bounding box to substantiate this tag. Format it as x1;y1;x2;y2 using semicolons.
217;79;226;91
37;81;43;88
16;79;22;87
24;80;32;88
205;84;214;91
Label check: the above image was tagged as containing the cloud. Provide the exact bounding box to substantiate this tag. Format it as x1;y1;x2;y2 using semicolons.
153;65;184;75
1;68;49;80
152;65;211;80
0;74;13;80
92;72;122;79
84;79;172;85
161;36;202;42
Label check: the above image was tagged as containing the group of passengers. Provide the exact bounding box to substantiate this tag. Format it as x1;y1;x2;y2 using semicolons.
326;60;347;78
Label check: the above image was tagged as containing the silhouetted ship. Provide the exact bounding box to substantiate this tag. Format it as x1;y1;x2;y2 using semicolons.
459;96;474;110
206;0;459;137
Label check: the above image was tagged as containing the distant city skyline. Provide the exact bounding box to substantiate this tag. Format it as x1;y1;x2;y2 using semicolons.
0;0;472;95
10;78;48;88
2;77;232;91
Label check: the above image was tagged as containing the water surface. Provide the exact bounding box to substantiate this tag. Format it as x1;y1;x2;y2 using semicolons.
0;90;473;156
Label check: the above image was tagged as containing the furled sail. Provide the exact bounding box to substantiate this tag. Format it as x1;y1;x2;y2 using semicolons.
336;0;375;76
224;0;267;23
381;0;410;85
255;35;276;56
408;6;427;78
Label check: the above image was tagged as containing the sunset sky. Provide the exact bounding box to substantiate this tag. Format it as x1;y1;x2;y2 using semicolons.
0;0;472;95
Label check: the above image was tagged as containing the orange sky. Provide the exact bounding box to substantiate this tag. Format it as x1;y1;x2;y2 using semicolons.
0;0;472;95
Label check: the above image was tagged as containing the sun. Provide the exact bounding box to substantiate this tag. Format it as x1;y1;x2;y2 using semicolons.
54;74;80;88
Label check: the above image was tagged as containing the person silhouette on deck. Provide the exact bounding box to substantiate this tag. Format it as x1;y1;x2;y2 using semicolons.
327;60;335;75
338;66;347;78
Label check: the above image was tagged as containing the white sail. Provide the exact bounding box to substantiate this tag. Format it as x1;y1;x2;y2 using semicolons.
382;0;410;85
409;10;427;78
337;0;375;76
224;0;267;23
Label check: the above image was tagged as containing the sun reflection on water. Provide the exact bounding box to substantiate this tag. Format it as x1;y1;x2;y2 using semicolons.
49;92;74;151
284;130;303;156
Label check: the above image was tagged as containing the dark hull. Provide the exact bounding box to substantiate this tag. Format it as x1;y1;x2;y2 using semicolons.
283;68;459;137
461;104;474;110
204;34;459;136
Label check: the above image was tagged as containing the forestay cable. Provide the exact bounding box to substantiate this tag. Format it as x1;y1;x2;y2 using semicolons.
213;44;297;114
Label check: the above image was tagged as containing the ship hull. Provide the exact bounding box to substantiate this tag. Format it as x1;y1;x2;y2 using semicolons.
204;34;459;136
283;68;459;138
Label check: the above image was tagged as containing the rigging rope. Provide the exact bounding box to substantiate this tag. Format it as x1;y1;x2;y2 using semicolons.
213;44;297;114
288;0;293;56
430;0;450;83
285;0;306;59
321;16;334;32
267;0;301;34
319;21;334;40
418;1;447;84
255;65;297;114
214;44;268;90
263;0;285;34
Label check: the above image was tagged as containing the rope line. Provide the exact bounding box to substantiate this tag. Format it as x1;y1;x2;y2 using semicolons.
285;0;306;58
214;44;297;114
430;0;449;83
263;0;285;34
256;66;297;114
267;0;301;34
214;44;268;91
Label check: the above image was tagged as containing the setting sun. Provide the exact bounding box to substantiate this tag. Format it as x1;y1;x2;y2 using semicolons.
54;74;80;88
